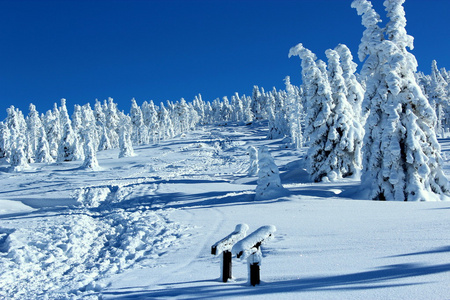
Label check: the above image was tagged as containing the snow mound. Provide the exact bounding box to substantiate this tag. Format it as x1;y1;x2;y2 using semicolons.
0;208;189;299
0;200;36;215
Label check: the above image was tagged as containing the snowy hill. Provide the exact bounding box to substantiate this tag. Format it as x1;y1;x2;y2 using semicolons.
1;122;449;299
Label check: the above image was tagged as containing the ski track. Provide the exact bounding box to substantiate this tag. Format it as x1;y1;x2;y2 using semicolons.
0;125;251;299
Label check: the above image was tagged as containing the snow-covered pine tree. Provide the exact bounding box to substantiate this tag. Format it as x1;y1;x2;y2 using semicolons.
334;44;365;122
266;93;278;139
274;89;290;140
241;95;254;124
43;108;61;159
71;104;84;137
429;60;449;136
35;125;53;163
98;126;112;151
289;43;335;182
104;98;120;148
26;103;42;158
211;98;223;124
322;48;364;180
142;100;160;144
255;146;288;200
192;94;206;125
187;102;200;130
247;146;259;176
0;121;10;159
57;99;78;162
352;0;450;201
130;98;148;145
6;106;29;171
251;86;264;121
94;100;106;129
203;101;214;124
284;76;303;149
231;93;245;123
9;132;29;171
118;115;135;158
221;97;233;125
159;102;174;141
173;98;189;134
82;128;100;170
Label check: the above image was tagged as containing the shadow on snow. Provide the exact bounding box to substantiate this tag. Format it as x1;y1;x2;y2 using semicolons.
102;262;450;299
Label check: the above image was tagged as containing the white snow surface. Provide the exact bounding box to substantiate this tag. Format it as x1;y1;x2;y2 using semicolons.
232;225;276;259
1;122;449;299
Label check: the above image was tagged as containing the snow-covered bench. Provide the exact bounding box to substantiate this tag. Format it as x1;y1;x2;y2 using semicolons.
231;225;276;286
211;224;249;282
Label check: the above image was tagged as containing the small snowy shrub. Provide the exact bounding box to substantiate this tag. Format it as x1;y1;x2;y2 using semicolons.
255;146;288;200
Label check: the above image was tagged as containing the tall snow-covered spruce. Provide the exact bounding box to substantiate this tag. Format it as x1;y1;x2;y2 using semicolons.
289;43;362;182
352;0;450;201
324;48;364;180
288;44;333;182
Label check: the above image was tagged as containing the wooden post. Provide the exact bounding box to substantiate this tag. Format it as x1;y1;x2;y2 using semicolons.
211;224;249;283
222;250;232;282
249;262;260;286
232;225;276;286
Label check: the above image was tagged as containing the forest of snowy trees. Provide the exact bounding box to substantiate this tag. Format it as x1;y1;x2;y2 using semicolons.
1;0;450;201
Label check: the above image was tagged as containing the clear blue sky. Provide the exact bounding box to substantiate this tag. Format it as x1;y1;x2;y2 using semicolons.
1;0;449;120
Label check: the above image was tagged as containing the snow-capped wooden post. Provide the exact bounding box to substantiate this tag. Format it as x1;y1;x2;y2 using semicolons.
211;224;249;282
232;225;276;286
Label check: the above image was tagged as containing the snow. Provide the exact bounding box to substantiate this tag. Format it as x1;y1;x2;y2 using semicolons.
232;225;276;260
1;122;450;299
212;223;249;256
0;200;35;215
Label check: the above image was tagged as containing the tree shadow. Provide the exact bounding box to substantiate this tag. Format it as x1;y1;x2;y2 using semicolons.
386;246;450;258
102;263;450;299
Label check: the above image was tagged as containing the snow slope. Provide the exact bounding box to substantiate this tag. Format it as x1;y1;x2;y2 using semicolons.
1;123;449;299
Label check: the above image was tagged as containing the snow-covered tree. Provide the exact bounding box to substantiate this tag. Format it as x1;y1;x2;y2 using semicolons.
192;94;206;124
322;48;364;180
43;104;61;159
251;86;266;121
9;133;29;171
35;125;53;163
94;99;106;129
130;98;148;145
247;146;259;176
142;100;160;144
284;76;303;149
157;103;173;140
6;107;29;171
241;95;254;124
118;115;135;158
266;93;279;139
26;103;42;158
335;44;365;122
352;0;450;201
429;60;449;135
71;104;84;137
104;98;120;148
289;44;335;182
255;146;288;200
57;99;79;162
0;121;10;159
82;130;100;170
98;126;112;151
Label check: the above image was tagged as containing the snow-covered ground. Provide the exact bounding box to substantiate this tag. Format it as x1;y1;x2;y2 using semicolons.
1;123;449;299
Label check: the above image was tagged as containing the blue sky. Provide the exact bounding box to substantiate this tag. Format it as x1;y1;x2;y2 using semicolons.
1;0;449;119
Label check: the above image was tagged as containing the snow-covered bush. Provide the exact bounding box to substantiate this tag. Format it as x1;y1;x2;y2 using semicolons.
255;146;288;200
